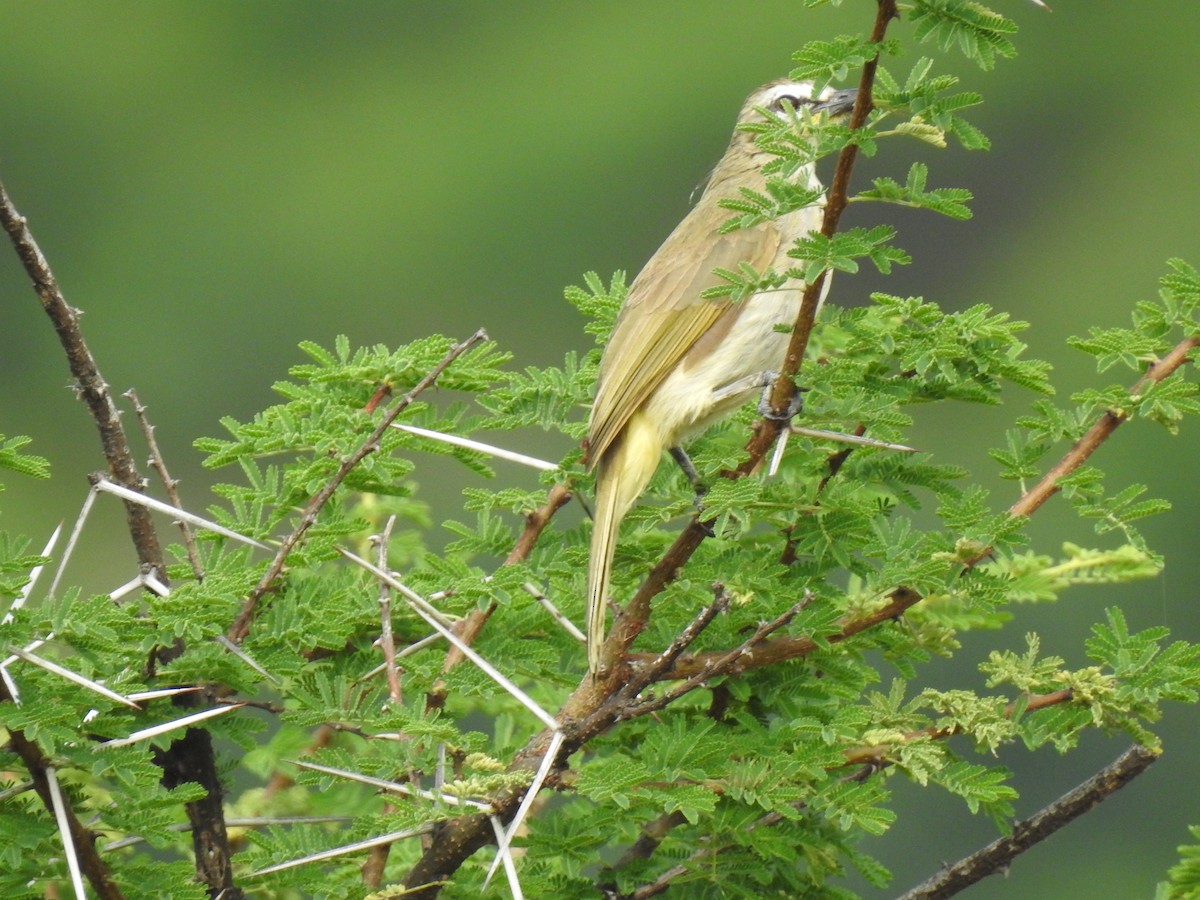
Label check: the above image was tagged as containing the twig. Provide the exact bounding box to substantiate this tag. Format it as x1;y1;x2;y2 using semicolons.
363;516;402;889
426;481;574;713
895;744;1159;899
627;585;924;681
0;179;163;570
374;516;404;704
841;689;1074;769
622;596;809;718
620;584;734;691
227;328;489;643
340;548;559;731
750;0;897;445
505;481;574;566
124;389;205;579
1009;334;1200;519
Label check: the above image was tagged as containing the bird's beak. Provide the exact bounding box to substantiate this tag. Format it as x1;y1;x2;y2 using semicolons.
812;88;858;117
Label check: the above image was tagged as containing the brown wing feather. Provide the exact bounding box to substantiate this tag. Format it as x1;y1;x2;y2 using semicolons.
587;207;781;465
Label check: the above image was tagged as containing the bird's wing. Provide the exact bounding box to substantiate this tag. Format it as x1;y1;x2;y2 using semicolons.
586;209;782;465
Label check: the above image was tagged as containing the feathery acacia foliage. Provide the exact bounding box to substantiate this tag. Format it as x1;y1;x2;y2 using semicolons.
2;2;1199;899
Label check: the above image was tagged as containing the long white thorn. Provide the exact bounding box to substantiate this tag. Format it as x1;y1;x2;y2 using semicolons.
488;815;525;900
522;582;585;642
7;646;141;709
247;825;432;877
288;758;491;811
392;423;558;472
45;767;87;900
93;477;271;549
338;548;559;731
49;488;98;599
484;730;565;889
4;523;62;624
95;703;243;749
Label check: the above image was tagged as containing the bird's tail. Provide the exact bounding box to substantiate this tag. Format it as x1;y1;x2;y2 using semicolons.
586;412;663;672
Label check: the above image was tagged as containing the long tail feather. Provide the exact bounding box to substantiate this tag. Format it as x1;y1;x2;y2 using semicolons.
586;460;623;672
586;413;663;672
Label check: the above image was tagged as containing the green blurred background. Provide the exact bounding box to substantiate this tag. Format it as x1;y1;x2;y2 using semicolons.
1;2;1198;896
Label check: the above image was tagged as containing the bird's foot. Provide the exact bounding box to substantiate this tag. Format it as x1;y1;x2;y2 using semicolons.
756;372;806;422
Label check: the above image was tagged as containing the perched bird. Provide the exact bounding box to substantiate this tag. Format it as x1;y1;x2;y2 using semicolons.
584;79;857;672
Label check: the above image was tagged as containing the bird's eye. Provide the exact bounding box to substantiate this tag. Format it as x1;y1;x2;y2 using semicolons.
771;95;811;112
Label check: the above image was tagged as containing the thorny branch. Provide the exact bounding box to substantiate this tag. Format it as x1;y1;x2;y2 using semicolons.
610;688;1081;898
0;181;163;572
0;178;239;898
125;388;205;580
1009;334;1200;519
628;332;1200;681
425;480;574;714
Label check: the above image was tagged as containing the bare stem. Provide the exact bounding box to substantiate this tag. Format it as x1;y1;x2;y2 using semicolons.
895;745;1159;899
375;515;403;704
0;180;163;571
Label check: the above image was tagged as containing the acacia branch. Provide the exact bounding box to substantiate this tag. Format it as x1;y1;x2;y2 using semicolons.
637;333;1200;679
896;744;1159;899
425;480;574;715
752;0;897;434
627;585;924;680
842;688;1074;769
227;328;489;643
401;13;904;895
125;388;205;580
622;594;807;718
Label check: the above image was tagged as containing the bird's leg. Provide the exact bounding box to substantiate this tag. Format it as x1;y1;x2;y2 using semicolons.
669;446;716;536
669;445;706;498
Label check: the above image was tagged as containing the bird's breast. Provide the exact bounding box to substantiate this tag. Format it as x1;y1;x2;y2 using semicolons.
642;287;803;446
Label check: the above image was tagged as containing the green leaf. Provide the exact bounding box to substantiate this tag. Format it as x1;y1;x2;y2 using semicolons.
0;435;50;479
856;162;973;219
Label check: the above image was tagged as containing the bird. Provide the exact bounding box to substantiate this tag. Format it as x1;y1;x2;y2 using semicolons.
584;79;858;673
